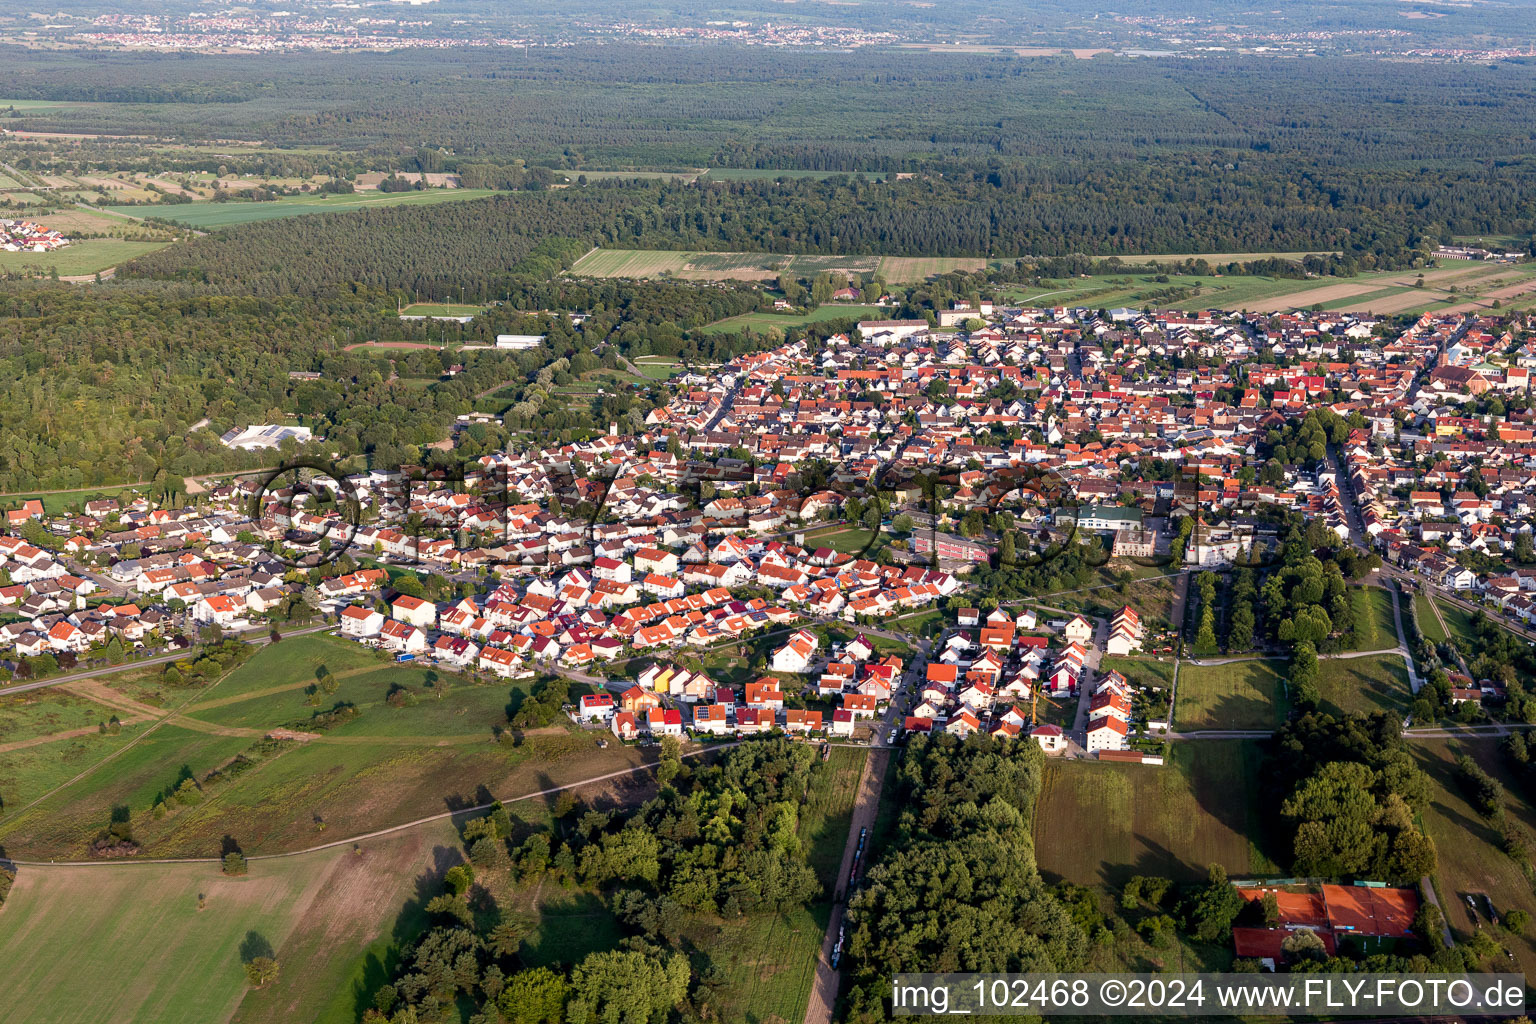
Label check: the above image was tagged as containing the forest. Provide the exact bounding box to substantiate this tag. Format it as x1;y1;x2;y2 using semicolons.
841;736;1087;1019
357;738;831;1024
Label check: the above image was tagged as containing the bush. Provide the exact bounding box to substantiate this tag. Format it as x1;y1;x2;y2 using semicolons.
223;851;248;876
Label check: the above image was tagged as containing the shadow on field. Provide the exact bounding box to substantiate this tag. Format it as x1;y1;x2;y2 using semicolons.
349;843;463;1022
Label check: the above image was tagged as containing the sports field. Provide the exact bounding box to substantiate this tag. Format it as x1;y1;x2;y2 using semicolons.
569;247;983;283
1173;659;1287;731
106;188;502;229
1034;740;1278;885
396;302;487;318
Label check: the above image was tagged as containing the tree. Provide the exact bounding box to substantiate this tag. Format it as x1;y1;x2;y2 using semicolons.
244;956;280;987
656;734;683;787
393;574;426;600
499;967;570;1024
1504;909;1529;935
891;513;915;534
565;949;689;1024
223;851;248;876
1187;863;1244;942
1289;641;1321;709
1280;929;1327;962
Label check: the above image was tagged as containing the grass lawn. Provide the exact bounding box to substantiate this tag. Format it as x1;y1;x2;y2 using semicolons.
1172;659;1287;731
802;525;882;556
1315;653;1412;719
0;481;146;515
1035;740;1279;886
1100;656;1176;690
1410;737;1536;976
1347;585;1399;652
1415;592;1448;644
631;356;685;379
0;237;170;276
108;188;502;229
701;304;883;335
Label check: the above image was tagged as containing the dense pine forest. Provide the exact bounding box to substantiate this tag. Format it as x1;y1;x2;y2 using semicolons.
2;46;1536;490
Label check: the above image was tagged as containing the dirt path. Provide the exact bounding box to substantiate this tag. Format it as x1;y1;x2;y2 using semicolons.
804;747;889;1024
0;719;150;755
3;744;734;867
57;678;164;719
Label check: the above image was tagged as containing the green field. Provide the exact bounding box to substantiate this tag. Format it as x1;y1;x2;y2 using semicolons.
570;247;982;284
802;525;881;556
1348;585;1399;652
702;303;884;335
0;635;654;859
107;188;501;229
396;302;487;318
631;356;686;379
1173;659;1288;731
1035;740;1278;885
700;167;881;181
1414;592;1448;644
1411;738;1536;976
1315;653;1412;718
0;237;170;276
0;820;460;1024
1099;656;1176;691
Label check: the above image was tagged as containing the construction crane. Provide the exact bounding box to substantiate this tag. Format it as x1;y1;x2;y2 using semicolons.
1029;685;1062;726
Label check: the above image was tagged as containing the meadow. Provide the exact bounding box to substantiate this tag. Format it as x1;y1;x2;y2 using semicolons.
0;634;652;859
570;247;984;284
1034;740;1278;886
1348;585;1400;652
1172;659;1288;732
702;303;883;335
0;237;170;277
106;188;502;229
1314;653;1412;719
1410;737;1536;977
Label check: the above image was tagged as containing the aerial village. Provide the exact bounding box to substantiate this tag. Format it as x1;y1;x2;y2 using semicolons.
2;299;1535;763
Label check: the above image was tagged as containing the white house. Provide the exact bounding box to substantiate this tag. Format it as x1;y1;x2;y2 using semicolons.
340;605;386;638
391;594;437;629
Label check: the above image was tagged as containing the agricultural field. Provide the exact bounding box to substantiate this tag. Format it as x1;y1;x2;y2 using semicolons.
701;303;883;335
1410;738;1536;977
0;819;461;1024
1172;659;1287;732
1034;740;1279;886
0;237;170;277
0;634;655;859
877;255;986;280
1314;653;1412;719
106;188;501;230
699;167;878;181
1348;585;1400;652
571;247;983;284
